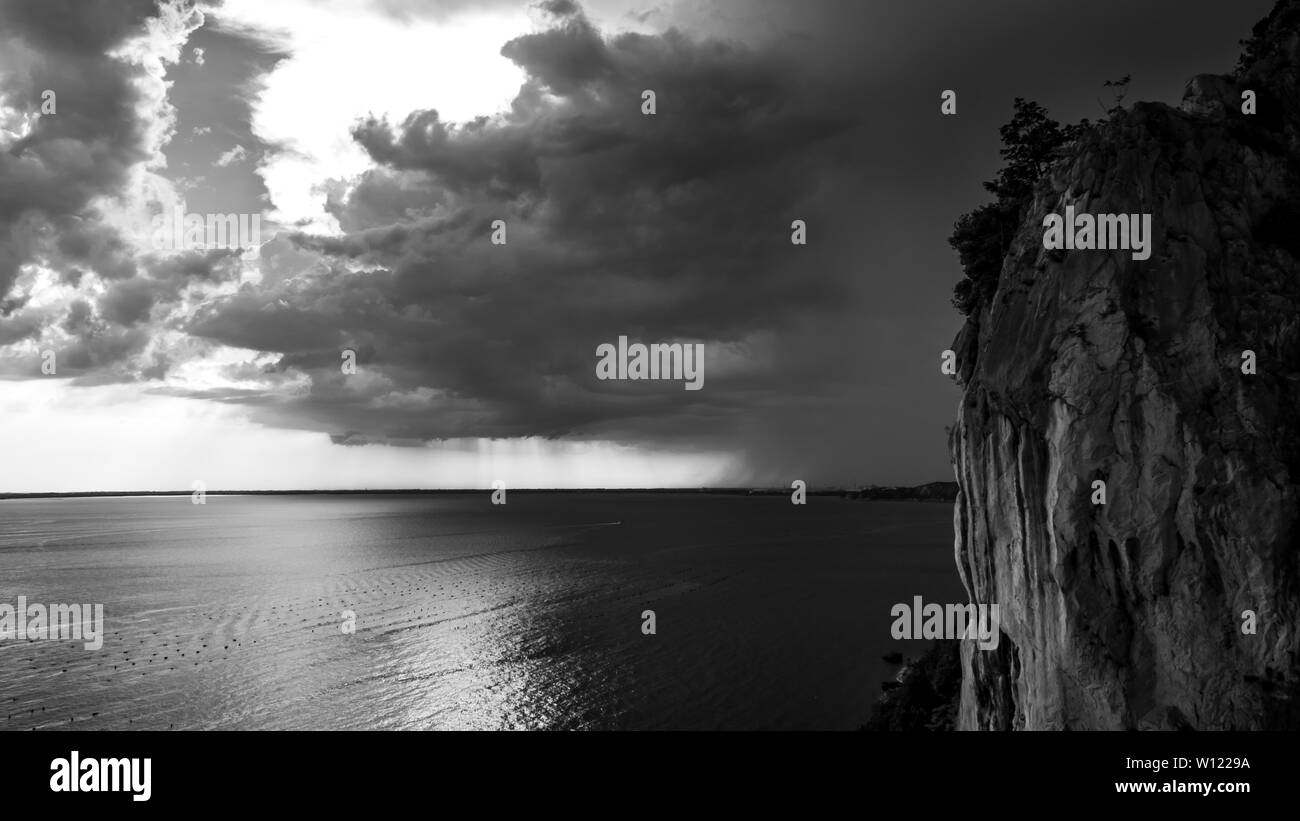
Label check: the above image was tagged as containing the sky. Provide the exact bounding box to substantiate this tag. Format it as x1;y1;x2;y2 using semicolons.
0;0;1278;491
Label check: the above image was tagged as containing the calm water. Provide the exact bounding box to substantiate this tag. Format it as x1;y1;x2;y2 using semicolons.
0;494;961;730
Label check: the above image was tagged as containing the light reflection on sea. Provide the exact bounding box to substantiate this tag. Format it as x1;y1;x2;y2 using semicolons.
0;493;961;730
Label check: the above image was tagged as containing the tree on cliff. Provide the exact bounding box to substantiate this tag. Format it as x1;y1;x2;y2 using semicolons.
950;99;1084;315
1235;0;1300;76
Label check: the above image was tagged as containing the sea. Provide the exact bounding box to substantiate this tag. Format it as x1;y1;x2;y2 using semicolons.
0;493;963;730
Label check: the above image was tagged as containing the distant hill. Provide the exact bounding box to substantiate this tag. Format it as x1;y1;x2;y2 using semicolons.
847;482;958;501
740;481;958;500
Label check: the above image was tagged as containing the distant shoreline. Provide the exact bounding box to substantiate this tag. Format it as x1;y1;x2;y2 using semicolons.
0;482;958;502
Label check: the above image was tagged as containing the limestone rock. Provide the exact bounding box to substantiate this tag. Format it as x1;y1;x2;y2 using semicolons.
1180;74;1238;119
949;0;1300;730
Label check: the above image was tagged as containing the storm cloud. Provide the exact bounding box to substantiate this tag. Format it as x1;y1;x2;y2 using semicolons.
187;6;868;455
0;0;163;295
0;0;1279;486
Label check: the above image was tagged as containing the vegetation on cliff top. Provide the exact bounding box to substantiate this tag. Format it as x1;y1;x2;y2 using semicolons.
948;73;1143;317
949;100;1087;316
953;0;1299;317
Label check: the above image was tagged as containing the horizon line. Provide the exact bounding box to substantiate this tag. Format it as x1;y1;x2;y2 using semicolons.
0;482;958;500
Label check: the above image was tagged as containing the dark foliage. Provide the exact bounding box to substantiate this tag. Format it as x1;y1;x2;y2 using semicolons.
862;639;962;731
950;99;1088;315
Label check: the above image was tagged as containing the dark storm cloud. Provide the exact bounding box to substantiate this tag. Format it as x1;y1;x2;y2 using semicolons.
187;6;865;450
101;278;158;327
48;217;139;283
538;0;580;16
0;0;163;53
0;0;169;297
321;169;452;233
51;293;153;378
0;1;265;382
1;0;1280;486
0;310;41;346
94;249;240;329
0;0;203;382
145;248;242;284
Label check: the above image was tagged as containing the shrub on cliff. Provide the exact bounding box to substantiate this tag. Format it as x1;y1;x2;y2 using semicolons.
950;99;1085;315
1235;0;1300;77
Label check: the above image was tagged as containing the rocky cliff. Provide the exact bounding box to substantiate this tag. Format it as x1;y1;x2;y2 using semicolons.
949;0;1300;729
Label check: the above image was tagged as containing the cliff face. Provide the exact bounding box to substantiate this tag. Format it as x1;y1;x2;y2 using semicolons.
950;1;1300;729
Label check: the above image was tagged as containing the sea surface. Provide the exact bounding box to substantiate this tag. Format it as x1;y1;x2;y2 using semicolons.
0;493;962;730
